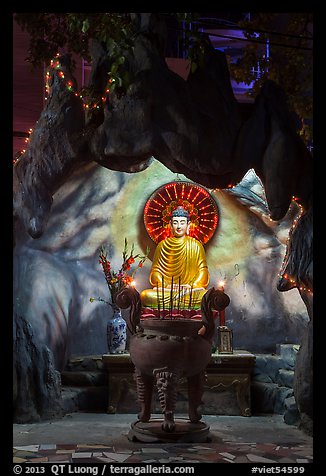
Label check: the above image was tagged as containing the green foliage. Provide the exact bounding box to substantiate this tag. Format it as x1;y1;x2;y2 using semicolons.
15;13;134;65
15;13;313;142
15;13;135;94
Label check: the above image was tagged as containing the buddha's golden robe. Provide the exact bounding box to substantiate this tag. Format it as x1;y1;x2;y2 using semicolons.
140;235;209;309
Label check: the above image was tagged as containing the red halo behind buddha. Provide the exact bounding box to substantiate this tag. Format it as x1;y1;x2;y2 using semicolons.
144;181;219;244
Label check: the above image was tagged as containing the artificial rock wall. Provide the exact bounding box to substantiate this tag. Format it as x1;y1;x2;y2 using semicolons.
13;159;308;370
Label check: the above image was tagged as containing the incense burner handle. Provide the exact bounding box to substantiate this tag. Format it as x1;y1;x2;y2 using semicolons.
115;287;142;335
201;287;230;341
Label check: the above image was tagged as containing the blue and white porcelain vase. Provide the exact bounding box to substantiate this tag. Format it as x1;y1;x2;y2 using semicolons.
107;308;127;354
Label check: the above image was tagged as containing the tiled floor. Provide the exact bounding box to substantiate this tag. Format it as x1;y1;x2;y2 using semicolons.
13;441;313;464
13;413;313;464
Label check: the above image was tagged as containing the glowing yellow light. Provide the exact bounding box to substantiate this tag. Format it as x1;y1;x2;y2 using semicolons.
218;280;225;290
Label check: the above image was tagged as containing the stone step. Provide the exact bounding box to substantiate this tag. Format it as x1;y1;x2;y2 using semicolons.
276;369;294;388
65;355;105;372
61;386;108;413
61;353;298;421
276;344;299;367
60;355;111;414
251;381;294;415
283;396;300;425
61;370;107;387
253;348;297;382
253;354;283;381
60;388;80;414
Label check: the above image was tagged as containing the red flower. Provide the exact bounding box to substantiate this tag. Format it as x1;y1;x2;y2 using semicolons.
90;239;150;309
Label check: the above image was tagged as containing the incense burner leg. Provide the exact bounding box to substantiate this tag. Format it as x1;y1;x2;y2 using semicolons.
134;368;154;422
187;371;205;422
154;367;178;432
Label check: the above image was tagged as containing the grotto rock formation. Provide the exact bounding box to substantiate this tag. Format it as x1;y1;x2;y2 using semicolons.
13;13;312;430
13;312;63;422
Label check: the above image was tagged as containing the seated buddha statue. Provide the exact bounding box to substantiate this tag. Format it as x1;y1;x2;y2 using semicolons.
140;206;209;311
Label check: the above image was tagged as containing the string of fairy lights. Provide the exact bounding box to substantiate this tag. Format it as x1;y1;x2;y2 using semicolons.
277;196;312;295
13;128;33;165
44;53;111;110
13;54;111;166
215;182;312;296
14;56;313;296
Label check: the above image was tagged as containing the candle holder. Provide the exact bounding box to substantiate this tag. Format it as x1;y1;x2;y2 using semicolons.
209;287;232;354
217;326;233;354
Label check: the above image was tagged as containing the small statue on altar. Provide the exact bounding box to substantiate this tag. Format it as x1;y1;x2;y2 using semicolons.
140;206;209;312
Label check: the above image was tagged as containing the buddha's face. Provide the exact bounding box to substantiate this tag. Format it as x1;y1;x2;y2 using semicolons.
170;217;190;238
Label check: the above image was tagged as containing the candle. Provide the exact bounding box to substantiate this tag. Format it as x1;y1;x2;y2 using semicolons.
218;280;225;292
170;276;174;317
218;280;225;326
162;274;165;311
157;281;160;318
177;276;181;315
219;309;226;327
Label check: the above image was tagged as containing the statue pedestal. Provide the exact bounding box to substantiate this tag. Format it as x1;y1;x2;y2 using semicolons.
128;418;211;443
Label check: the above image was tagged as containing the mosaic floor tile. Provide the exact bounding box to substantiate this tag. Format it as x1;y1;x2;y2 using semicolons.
103;452;130;462
39;444;56;450
56;444;76;450
12;439;313;464
279;457;297;463
113;448;133;454
95;456;116;463
14;451;41;459
13;457;28;463
124;456;143;463
235;456;250;463
28;457;50;462
71;452;93;458
292;447;313;454
141;447;169;453
14;445;40;452
41;455;64;462
192;445;212;450
246;454;277;463
219;451;236;459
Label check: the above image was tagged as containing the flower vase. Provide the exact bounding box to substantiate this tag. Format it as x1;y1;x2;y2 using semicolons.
107;308;127;354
